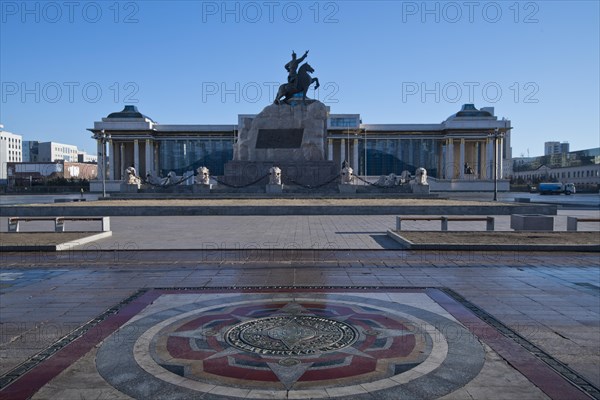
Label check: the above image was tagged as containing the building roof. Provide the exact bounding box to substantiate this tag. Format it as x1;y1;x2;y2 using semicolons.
448;104;493;119
107;105;154;121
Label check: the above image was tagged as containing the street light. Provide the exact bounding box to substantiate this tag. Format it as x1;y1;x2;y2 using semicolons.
92;129;111;198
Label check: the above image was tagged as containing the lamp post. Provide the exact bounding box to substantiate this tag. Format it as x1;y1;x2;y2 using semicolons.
489;128;508;201
93;129;111;198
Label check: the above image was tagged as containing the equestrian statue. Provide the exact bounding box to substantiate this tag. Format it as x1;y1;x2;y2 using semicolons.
274;50;320;105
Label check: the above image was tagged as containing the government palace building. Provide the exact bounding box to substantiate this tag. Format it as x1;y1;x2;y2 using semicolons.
89;104;512;191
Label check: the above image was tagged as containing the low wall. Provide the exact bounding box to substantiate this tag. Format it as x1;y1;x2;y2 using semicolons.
428;179;510;192
3;203;557;217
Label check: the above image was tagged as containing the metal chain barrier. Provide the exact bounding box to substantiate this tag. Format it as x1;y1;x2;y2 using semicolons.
212;174;269;188
282;174;341;189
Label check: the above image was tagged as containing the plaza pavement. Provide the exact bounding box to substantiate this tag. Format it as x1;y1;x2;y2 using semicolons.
0;208;599;399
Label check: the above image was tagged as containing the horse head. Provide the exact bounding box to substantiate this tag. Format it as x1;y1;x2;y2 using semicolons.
300;63;315;74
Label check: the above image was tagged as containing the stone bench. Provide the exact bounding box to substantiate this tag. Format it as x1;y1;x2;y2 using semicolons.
396;216;495;231
8;217;110;233
510;214;554;231
567;217;600;231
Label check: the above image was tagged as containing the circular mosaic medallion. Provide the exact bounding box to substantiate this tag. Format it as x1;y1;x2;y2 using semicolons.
225;315;358;355
97;293;485;399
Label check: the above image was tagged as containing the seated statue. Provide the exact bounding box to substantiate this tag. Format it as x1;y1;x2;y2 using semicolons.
161;171;178;186
415;167;428;185
145;171;162;185
341;164;354;184
375;173;399;187
195;166;211;185
125;165;141;189
400;170;411;184
269;166;282;185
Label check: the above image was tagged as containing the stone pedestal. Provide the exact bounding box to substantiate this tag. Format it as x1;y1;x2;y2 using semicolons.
510;214;554;231
266;184;283;194
224;160;336;187
234;101;328;162
120;183;139;193
412;184;430;195
192;184;213;194
338;184;357;194
225;101;334;188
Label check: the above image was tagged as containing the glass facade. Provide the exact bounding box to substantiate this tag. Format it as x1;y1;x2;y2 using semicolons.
330;117;359;128
159;138;234;176
358;138;442;177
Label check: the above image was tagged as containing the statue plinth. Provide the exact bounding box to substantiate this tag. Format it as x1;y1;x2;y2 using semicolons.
225;101;336;188
234;101;328;162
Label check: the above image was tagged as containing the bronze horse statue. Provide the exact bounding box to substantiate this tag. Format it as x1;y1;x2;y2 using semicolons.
274;63;320;105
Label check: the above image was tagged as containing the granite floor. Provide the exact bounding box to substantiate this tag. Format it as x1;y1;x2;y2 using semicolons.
0;212;599;399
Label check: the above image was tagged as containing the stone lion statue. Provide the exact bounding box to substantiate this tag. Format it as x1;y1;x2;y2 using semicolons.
341;164;354;184
195;166;210;185
125;165;141;189
269;166;282;185
415;167;428;185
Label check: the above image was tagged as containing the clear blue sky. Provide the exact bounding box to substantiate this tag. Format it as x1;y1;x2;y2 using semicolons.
1;0;599;157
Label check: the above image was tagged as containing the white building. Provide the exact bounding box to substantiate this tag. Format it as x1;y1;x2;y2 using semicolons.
37;142;79;162
0;125;23;181
78;151;98;163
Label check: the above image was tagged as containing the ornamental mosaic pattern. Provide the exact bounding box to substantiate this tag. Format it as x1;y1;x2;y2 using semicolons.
96;293;485;399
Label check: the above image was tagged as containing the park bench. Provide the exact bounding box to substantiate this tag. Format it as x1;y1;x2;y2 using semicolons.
396;216;495;231
566;217;600;232
8;217;110;233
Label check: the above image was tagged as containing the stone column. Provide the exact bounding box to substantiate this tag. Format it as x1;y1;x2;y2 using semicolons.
120;143;125;180
145;139;153;175
96;139;103;180
352;139;359;172
498;136;504;179
328;139;333;161
108;140;115;180
486;138;493;180
152;142;160;176
459;138;465;179
134;139;139;174
446;138;454;179
340;139;346;165
478;140;485;178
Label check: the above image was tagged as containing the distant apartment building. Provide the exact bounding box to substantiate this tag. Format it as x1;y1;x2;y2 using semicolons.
23;140;40;162
544;141;570;155
37;142;79;162
513;147;600;191
0;125;23;181
23;140;97;164
78;151;98;163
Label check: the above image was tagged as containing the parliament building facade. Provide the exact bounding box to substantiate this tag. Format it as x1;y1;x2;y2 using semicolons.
89;104;512;191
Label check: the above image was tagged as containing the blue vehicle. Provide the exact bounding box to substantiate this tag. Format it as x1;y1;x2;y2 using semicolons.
539;182;576;195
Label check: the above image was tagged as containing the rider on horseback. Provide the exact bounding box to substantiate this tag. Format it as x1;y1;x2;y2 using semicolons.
285;50;309;91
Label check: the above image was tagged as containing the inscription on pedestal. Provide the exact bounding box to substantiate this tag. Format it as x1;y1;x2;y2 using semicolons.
256;129;304;149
